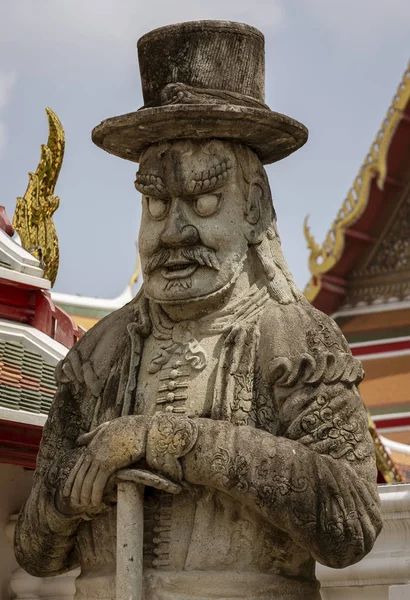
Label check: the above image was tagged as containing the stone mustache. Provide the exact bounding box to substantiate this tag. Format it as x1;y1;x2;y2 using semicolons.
15;20;382;600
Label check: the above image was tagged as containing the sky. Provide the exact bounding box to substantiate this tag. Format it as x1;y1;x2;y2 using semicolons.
0;1;409;299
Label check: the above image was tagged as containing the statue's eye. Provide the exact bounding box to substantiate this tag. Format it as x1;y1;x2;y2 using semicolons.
146;196;169;220
193;193;220;217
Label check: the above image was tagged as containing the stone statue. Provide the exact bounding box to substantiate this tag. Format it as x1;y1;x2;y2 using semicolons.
15;21;382;600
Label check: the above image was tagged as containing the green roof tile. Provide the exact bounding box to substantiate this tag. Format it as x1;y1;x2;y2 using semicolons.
0;340;57;416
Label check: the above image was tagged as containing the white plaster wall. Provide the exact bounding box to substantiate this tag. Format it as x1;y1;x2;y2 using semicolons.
321;586;389;599
0;464;33;600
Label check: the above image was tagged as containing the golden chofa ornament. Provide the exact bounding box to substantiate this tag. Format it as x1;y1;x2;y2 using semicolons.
13;108;65;287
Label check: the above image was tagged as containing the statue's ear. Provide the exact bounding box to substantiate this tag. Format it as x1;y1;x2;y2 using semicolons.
244;182;262;243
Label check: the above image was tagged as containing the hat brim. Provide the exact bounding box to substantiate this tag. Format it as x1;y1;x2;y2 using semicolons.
92;104;308;165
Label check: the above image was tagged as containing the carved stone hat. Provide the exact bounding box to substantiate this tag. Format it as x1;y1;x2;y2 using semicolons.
92;21;308;165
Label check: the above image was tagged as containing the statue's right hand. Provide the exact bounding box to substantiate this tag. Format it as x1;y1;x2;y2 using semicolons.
59;416;149;517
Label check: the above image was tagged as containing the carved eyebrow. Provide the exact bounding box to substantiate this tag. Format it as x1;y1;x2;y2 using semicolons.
186;159;234;195
135;159;234;198
134;172;168;198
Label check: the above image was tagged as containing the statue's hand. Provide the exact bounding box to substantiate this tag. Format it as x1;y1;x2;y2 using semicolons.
60;416;149;515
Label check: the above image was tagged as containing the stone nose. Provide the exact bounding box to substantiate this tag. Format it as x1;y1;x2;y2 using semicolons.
160;198;199;247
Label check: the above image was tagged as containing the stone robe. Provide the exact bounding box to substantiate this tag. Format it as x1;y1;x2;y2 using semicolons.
15;289;382;600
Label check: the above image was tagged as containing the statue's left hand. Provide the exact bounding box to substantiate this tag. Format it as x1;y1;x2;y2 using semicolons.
61;416;149;514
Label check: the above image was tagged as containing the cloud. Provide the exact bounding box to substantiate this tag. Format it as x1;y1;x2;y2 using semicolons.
0;1;284;70
0;70;17;111
0;70;17;159
0;122;6;159
306;0;410;43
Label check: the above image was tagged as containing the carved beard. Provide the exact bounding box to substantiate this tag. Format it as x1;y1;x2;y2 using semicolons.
149;253;247;306
164;278;193;291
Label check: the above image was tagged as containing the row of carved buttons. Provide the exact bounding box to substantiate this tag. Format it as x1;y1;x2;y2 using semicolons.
157;363;190;413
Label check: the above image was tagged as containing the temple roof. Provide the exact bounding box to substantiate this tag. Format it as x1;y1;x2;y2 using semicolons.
51;257;140;330
0;209;49;290
304;63;410;315
52;285;136;330
0;207;80;347
0;209;70;463
380;436;410;482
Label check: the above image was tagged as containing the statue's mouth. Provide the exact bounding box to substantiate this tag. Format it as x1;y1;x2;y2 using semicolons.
161;261;198;279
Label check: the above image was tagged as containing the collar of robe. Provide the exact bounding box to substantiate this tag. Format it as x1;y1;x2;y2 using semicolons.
147;284;269;374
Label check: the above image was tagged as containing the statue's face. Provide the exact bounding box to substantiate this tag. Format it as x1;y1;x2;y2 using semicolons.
137;140;250;304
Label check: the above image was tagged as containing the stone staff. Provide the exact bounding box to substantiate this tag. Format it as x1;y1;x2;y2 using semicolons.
115;469;181;600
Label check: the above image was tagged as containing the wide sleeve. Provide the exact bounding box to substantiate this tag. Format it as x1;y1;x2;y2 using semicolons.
14;381;85;577
146;302;383;569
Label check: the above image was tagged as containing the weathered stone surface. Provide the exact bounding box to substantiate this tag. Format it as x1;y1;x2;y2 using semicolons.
15;20;382;600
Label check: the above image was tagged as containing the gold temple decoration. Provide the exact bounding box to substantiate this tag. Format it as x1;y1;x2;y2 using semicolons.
128;254;141;288
368;413;403;484
304;62;410;303
13;108;65;287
